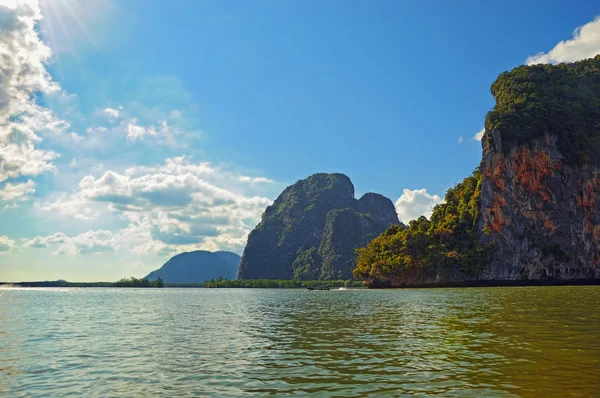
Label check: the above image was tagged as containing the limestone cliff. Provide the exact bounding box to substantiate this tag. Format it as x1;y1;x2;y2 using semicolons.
354;56;600;286
479;56;600;280
237;173;400;280
480;130;600;279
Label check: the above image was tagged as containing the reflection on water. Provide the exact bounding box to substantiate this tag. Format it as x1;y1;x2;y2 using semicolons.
0;287;598;396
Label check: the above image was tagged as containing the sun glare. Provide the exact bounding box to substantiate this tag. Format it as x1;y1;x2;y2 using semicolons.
40;0;96;50
34;0;113;81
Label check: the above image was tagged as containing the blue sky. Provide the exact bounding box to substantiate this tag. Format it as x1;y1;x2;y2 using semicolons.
1;0;599;281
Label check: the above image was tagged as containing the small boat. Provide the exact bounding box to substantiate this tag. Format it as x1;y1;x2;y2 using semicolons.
307;285;330;290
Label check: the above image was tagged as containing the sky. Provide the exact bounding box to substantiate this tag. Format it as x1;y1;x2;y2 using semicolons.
1;0;600;282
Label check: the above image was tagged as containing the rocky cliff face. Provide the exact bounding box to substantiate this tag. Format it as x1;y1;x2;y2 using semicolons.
318;207;395;280
354;56;600;286
480;132;600;280
237;173;400;280
478;56;600;281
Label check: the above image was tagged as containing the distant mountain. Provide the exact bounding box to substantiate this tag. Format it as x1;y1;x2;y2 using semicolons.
237;173;400;280
146;250;241;284
214;251;242;280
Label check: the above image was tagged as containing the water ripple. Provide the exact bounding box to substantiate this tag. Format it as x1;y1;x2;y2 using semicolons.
0;287;599;396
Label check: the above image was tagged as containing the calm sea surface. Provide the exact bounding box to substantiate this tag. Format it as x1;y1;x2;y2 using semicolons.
0;286;598;397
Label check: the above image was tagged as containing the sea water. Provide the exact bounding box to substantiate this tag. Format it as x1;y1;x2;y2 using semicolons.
0;286;598;396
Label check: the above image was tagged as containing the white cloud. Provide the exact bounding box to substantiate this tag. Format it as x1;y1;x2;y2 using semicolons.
0;179;35;201
56;230;114;255
395;188;443;224
0;1;277;273
131;259;144;268
3;203;20;211
86;127;108;135
36;157;275;255
69;133;83;143
126;123;152;140
100;107;120;119
124;156;274;189
0;0;64;183
526;17;600;65
457;136;464;144
24;230;115;255
36;192;99;220
473;128;485;141
24;232;68;248
239;176;275;184
125;120;181;144
0;236;15;255
80;114;185;149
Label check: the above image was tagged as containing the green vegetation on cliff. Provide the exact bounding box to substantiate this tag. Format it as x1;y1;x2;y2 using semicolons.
238;173;399;280
317;208;391;280
353;170;495;285
292;247;321;280
485;55;600;164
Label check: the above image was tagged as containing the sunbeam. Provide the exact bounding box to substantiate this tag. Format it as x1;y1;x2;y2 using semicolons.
38;0;110;52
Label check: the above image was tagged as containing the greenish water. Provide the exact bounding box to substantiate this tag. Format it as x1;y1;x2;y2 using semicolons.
0;287;598;397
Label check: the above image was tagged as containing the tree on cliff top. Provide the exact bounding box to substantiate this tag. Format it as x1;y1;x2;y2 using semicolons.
485;55;600;164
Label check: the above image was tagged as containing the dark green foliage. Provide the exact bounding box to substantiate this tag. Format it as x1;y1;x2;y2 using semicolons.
202;278;363;288
113;277;164;288
238;173;399;280
354;170;495;284
318;208;389;280
292;247;321;280
485;55;600;164
239;173;356;280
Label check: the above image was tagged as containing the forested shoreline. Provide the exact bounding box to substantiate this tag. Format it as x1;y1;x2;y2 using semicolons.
2;278;599;289
0;278;362;289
